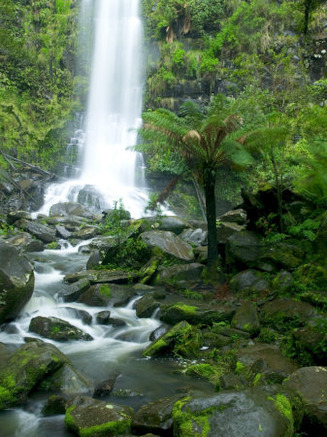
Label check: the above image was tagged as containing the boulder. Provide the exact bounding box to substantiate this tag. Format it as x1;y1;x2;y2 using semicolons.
283;366;327;432
141;216;191;235
262;242;304;270
14;218;56;243
38;362;91;395
55;224;72;239
179;228;208;246
133;395;182;435
135;293;162;318
229;269;270;295
0;241;35;323
219;209;247;225
29;316;93;342
173;389;294;437
65;395;134;436
95;311;126;327
231;302;260;336
226;231;265;268
64;269;140;285
78;283;135;307
0;341;68;409
156;263;205;283
160;302;236;325
57;278;91;302
217;222;246;244
260;298;316;331
143;321;196;358
6;232;45;252
49;202;94;219
140;231;194;262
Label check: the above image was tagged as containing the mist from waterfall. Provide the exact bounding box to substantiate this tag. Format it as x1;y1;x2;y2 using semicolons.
39;0;149;218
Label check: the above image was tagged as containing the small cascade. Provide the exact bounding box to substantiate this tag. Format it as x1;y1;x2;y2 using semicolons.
61;128;85;179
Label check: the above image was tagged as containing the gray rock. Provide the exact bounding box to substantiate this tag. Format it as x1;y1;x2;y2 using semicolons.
173;389;294;437
29;316;93;342
39;362;91;395
226;231;265;267
229;269;270;295
140;230;194;262
156;263;205;283
0;241;35;323
49;202;94;219
231;301;260;335
283;366;327;431
179;228;208;246
133;395;182;435
57;278;91;302
78;283;136;307
95;311;126;327
217;222;246;244
6;232;45;252
55;224;72;239
160;302;236;325
219;209;247;225
14;218;56;243
65;395;134;436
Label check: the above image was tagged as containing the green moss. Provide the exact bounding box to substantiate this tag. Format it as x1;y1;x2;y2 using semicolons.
143;338;168;357
253;373;262;386
268;394;294;436
64;405;77;430
235;361;246;374
79;419;132;437
99;285;111;298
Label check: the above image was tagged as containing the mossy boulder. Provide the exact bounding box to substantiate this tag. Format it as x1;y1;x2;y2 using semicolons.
0;241;35;324
160;302;236;325
0;341;68;410
283;366;327;433
135;291;163;318
262;242;304;270
6;231;45;252
226;231;265;268
29;316;93;342
260;298;316;332
77;283;136;307
65;395;134;437
143;320;201;358
173;389;294;437
231;302;260;336
229;269;270;296
132;395;182;435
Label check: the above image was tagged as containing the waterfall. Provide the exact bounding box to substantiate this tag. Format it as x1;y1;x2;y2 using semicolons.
39;0;149;218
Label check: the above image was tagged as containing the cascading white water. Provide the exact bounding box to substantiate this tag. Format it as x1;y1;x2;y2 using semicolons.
39;0;149;218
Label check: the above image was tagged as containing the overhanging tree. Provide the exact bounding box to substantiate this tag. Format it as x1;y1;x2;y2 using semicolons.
139;95;252;272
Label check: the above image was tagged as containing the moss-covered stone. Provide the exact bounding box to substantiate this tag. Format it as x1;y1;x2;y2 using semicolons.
65;396;134;437
0;342;68;410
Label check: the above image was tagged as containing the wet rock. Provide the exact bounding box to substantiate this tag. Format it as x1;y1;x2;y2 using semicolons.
260;298;316;330
64;307;93;325
236;343;298;385
173;389;294;437
64;269;140;285
7;210;31;225
93;375;118;398
65;395;134;436
292;316;327;364
219;209;247;225
226;231;265;268
0;241;35;323
49;202;94;219
217;222;246;244
29;316;93;342
156;263;205;283
133;395;182;435
42;395;67;416
160;302;236;325
0;341;68;409
229;269;270;295
38;362;91;395
55;224;72;239
73;225;98;240
179;228;208;246
95;311;126;327
57;278;91;302
149;325;168;342
6;231;45;252
141;216;191;235
140;230;194;262
78;283;136;307
135;293;161;318
231;302;260;336
143;321;201;358
14;218;56;243
283;366;327;433
262;242;304;270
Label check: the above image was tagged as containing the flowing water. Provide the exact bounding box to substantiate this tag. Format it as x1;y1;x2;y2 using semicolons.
39;0;149;218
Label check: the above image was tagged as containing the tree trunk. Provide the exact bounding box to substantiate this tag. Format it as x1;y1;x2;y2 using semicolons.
203;166;219;271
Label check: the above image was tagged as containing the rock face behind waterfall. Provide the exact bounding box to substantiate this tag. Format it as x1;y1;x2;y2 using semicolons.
0;240;35;323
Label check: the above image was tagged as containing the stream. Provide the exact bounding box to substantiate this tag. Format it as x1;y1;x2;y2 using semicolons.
0;242;211;436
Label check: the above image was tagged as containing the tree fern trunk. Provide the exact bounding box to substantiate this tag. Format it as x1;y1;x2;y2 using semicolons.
203;166;219;271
